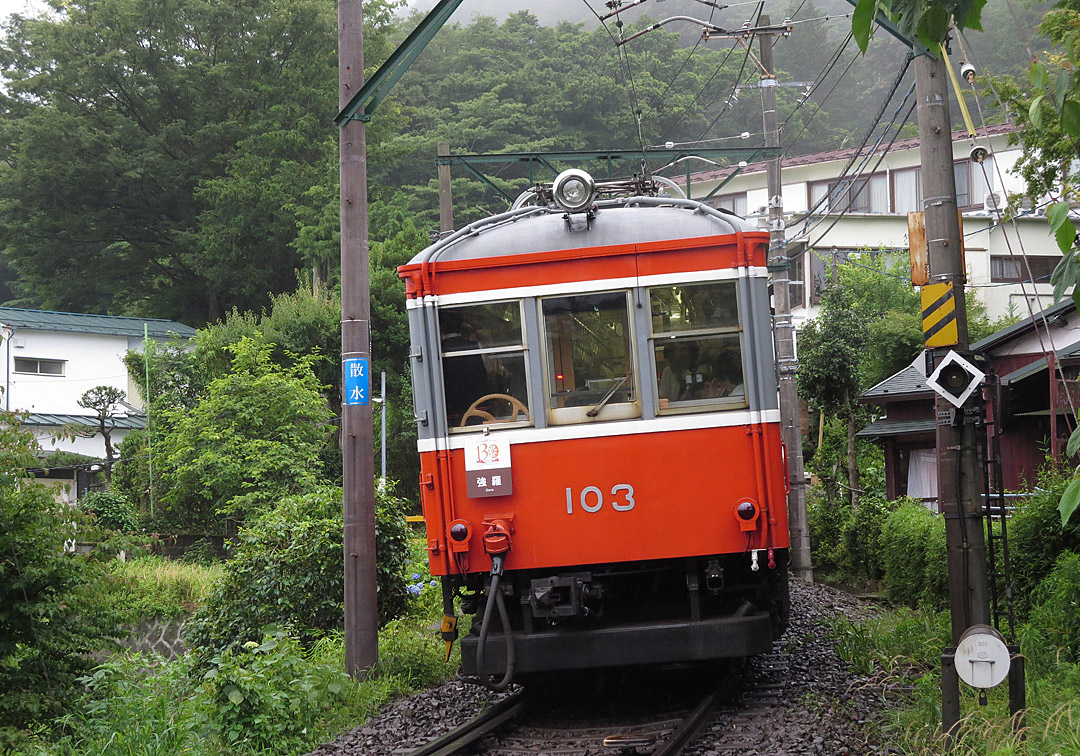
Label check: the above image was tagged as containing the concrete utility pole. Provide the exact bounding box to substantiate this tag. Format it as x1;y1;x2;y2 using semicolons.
760;18;812;582
913;52;988;645
339;0;378;676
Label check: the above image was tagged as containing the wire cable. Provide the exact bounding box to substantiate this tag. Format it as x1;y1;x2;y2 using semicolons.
582;0;648;155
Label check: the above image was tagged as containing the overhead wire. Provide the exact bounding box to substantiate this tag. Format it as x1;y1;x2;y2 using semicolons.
781;53;915;249
952;43;1078;422
582;0;649;156
779;33;857;149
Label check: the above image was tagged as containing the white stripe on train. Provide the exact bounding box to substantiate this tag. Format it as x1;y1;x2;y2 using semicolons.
415;409;783;452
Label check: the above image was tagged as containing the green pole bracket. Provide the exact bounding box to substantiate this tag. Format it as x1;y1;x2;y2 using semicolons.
335;0;465;126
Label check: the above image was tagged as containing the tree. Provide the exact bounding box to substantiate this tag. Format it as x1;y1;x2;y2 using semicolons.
73;385;127;465
0;412;119;744
799;275;869;508
155;336;333;530
0;0;402;324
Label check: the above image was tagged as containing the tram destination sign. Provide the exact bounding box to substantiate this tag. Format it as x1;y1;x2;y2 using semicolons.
464;437;512;498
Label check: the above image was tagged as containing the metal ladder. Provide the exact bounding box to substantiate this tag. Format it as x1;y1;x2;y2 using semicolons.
979;366;1016;642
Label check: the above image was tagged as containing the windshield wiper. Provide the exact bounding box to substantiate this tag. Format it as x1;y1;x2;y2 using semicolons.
586;376;627;418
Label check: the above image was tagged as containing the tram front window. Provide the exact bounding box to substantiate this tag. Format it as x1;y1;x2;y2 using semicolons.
542;291;639;424
650;281;746;411
439;302;530;429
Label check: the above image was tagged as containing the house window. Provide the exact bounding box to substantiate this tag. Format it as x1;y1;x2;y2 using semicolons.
893;167;921;213
955;158;995;209
785;243;806;309
439;301;530;429
708;193;748;216
13;357;65;375
990;255;1058;284
810;249;851;304
649;281;745;413
809;174;888;214
892;159;996;213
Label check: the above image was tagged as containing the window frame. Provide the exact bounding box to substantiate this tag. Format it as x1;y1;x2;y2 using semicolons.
707;192;748;216
13;357;65;376
648;280;747;415
989;255;1059;284
438;299;532;433
808;174;888;215
539;289;641;427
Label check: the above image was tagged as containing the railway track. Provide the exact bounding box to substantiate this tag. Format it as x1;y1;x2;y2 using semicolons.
403;661;778;756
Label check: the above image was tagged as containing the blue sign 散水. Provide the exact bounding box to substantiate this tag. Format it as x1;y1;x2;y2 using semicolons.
343;357;370;406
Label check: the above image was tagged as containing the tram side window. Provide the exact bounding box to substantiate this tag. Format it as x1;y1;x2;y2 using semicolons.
542;291;640;424
650;281;745;411
439;302;530;429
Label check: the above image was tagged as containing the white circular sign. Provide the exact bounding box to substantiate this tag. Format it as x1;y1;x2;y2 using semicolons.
955;625;1011;689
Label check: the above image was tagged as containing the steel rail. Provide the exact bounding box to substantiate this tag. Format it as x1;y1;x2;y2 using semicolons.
651;683;725;756
406;690;527;756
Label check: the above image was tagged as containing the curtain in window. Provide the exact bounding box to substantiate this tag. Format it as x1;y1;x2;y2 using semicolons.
894;169;920;213
907;448;939;512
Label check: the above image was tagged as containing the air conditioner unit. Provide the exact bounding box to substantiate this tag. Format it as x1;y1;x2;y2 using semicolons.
983;192;1001;212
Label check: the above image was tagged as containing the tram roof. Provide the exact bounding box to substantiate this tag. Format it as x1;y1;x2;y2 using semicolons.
408;200;760;265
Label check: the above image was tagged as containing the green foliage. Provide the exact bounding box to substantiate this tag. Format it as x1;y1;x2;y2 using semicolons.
184;485;411;655
1007;465;1080;618
81;489;139;533
103;556;222;623
807;484;853;576
880;499;948;608
0;412;120;742
46;614;454;756
157;336;332;527
852;0;986;52
0;0;403;324
844;494;898;580
1027;550;1080;664
203;628;353;753
829;606;950;676
57;653;209;756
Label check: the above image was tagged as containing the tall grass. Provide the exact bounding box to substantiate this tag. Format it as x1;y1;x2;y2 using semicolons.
105;556;223;622
829;608;1080;755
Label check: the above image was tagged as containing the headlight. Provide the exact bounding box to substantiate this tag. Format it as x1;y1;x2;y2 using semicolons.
552;169;596;211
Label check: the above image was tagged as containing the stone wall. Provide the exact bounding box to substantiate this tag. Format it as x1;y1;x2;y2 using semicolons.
117;616;188;659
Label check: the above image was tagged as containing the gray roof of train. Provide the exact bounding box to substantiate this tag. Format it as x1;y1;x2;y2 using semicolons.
408;200;759;265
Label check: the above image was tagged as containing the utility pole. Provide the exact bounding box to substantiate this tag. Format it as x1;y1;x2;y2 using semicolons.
914;51;989;646
760;17;812;582
438;142;454;235
339;0;378;676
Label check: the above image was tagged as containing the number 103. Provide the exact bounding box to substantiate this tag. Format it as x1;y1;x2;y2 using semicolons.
565;484;636;514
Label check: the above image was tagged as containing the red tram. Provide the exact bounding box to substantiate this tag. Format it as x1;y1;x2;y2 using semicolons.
399;170;789;688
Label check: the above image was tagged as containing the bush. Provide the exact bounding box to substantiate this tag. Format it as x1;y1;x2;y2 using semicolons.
1007;465;1080;619
0;413;120;744
184;484;411;654
203;628;353;753
1028;550;1080;664
881;499;947;608
843;494;897;581
807;486;853;576
81;489;139;532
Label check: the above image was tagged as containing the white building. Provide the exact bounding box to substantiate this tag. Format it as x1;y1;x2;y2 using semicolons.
0;307;195;461
685;124;1063;323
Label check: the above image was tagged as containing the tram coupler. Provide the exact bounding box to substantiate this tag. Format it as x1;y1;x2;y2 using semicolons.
767;548;776;569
